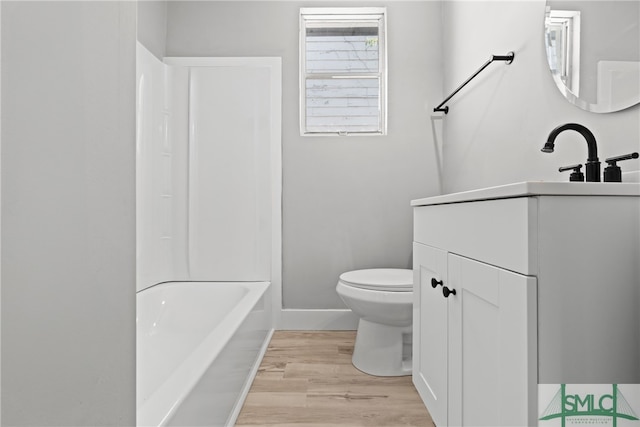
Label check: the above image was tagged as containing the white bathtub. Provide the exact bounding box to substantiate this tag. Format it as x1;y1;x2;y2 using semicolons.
136;281;272;427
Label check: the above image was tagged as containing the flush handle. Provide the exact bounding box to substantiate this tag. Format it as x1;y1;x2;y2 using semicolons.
431;278;443;288
443;286;457;298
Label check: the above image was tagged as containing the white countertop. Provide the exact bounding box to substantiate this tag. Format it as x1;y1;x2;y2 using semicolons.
411;181;640;206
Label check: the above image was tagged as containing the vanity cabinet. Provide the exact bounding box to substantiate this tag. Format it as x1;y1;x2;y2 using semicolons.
412;183;640;427
413;243;536;426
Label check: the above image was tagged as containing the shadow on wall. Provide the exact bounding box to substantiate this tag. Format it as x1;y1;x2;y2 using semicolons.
430;115;444;195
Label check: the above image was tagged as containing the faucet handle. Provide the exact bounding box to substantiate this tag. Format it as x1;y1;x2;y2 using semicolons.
558;164;584;182
603;152;639;182
605;152;639;164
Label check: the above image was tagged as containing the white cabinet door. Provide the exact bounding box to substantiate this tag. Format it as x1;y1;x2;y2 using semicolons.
413;242;449;427
447;254;537;427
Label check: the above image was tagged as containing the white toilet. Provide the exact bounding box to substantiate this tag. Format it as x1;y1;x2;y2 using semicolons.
336;268;413;377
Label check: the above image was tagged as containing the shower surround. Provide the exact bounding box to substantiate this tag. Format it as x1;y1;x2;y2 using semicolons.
136;43;281;426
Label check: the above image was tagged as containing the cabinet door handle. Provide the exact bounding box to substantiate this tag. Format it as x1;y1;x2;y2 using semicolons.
431;278;443;288
442;286;456;298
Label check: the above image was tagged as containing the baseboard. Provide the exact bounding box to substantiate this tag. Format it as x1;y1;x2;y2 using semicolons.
278;309;358;330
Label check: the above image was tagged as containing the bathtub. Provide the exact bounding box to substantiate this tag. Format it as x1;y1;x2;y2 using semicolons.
136;281;272;427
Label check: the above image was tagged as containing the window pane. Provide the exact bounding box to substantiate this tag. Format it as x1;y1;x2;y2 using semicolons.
305;78;380;133
300;8;386;135
306;27;379;74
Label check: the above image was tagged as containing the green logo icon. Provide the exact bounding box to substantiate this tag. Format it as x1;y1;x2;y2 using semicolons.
540;384;639;426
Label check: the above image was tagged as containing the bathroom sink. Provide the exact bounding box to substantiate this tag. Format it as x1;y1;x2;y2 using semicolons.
411;181;640;206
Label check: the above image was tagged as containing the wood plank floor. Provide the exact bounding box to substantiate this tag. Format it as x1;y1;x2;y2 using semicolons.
235;331;434;427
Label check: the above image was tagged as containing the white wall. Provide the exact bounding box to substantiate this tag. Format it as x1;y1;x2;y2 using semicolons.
441;0;640;193
166;1;443;309
0;3;3;423
137;1;168;60
1;2;136;425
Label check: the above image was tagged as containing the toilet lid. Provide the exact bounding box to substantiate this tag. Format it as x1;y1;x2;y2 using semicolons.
339;268;413;292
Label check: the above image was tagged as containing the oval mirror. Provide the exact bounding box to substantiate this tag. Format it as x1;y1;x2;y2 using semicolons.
544;0;640;113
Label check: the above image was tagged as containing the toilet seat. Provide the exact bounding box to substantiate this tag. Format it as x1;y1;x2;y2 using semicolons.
339;268;413;292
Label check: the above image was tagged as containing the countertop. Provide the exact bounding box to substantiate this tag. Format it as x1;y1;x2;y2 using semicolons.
411;181;640;207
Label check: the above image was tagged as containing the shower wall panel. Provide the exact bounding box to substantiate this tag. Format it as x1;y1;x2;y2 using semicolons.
137;43;175;291
137;49;280;291
185;66;272;281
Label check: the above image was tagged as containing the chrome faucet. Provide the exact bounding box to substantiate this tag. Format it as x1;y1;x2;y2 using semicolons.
541;123;601;182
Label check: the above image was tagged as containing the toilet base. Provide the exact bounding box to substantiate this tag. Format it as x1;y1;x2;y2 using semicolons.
352;318;412;377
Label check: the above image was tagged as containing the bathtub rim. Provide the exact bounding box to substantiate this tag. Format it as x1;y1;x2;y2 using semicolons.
136;280;270;427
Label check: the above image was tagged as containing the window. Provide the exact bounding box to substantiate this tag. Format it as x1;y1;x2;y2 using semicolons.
545;8;581;96
300;8;387;136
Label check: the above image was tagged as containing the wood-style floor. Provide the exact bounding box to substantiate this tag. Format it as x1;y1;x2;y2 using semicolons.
235;331;434;427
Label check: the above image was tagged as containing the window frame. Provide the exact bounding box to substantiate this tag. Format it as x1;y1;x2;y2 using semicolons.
299;7;387;137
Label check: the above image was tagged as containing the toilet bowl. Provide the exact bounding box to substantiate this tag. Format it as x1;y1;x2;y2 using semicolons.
336;268;413;377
